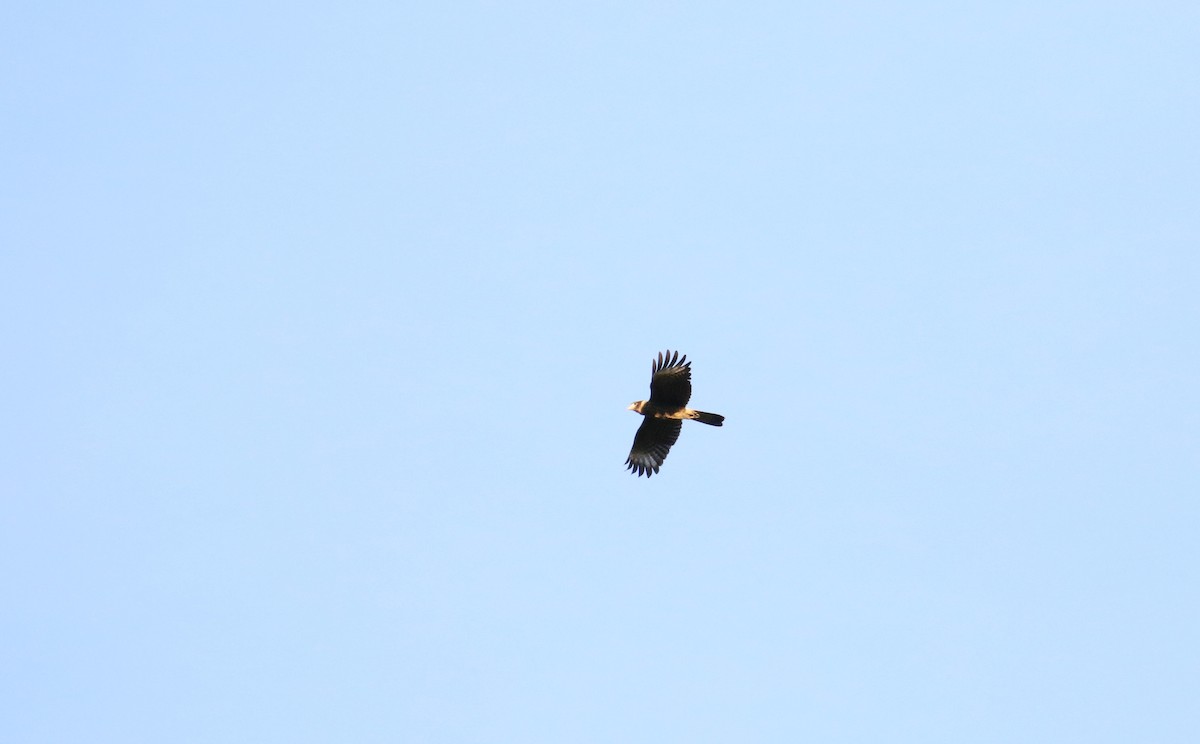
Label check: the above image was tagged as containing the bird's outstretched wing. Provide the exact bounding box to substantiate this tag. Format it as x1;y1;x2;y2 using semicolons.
625;416;683;477
647;350;692;408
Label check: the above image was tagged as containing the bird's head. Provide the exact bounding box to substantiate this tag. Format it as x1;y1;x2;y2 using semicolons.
627;400;646;414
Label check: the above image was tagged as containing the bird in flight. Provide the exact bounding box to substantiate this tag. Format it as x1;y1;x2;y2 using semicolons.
625;350;724;477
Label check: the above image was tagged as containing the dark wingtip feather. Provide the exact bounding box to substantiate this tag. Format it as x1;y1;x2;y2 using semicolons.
651;349;689;372
625;458;658;477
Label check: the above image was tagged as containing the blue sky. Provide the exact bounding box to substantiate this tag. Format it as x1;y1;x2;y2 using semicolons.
3;2;1198;742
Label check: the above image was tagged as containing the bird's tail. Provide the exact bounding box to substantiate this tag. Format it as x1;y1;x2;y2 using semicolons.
689;410;725;426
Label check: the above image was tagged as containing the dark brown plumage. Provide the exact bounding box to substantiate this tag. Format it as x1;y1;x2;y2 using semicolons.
625;350;724;477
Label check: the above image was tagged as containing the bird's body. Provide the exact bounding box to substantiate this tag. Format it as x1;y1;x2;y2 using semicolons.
627;399;726;426
625;350;724;477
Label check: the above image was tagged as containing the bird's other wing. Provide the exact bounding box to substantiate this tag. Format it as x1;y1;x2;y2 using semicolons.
625;416;683;477
647;350;692;408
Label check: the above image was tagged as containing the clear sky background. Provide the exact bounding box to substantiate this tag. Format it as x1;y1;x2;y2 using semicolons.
3;2;1198;742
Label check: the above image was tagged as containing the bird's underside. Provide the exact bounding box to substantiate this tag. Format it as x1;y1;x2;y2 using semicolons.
625;350;724;477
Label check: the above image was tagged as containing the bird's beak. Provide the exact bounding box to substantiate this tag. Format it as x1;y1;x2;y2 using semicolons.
626;403;636;410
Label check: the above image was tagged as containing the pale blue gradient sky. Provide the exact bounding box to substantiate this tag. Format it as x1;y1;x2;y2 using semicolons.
3;2;1199;742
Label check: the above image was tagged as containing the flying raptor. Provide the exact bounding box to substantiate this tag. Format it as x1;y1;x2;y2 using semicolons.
625;350;724;477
